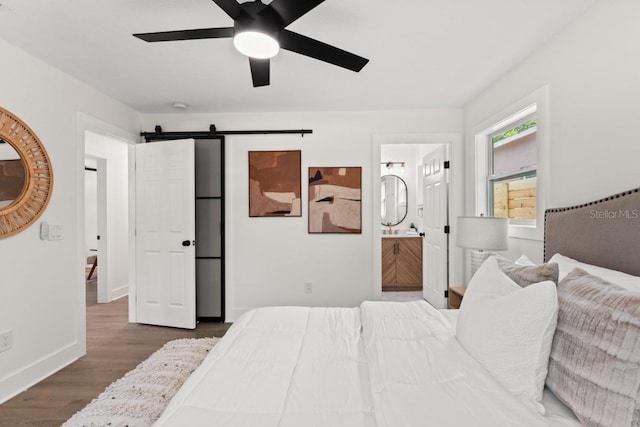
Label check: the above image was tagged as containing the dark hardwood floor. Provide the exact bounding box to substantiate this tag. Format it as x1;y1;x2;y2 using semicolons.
0;277;230;426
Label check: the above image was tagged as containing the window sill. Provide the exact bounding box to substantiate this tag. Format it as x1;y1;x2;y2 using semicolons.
508;223;542;241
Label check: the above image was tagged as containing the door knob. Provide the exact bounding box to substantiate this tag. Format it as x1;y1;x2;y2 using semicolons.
182;240;191;247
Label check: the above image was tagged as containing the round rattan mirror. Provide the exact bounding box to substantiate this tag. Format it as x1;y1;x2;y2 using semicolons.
0;107;53;239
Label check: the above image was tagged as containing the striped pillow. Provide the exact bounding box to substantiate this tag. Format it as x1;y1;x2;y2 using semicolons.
546;268;640;427
495;256;559;287
479;253;559;287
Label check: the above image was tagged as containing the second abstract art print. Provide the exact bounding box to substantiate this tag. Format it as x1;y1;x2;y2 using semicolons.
308;166;361;233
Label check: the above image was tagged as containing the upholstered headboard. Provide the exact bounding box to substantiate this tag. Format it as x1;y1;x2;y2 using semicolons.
544;188;640;276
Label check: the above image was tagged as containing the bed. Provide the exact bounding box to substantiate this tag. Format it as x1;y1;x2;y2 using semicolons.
155;188;640;427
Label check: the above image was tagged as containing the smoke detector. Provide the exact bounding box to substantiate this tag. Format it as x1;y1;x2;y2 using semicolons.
172;101;188;111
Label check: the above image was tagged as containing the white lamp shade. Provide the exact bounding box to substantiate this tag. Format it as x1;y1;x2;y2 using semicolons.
456;216;508;250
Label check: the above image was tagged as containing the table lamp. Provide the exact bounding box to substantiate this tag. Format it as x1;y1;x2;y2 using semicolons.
456;215;508;276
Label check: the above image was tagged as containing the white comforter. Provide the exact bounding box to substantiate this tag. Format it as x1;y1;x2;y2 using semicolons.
155;301;580;426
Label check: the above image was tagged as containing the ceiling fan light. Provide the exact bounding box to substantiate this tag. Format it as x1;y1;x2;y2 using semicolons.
233;31;279;59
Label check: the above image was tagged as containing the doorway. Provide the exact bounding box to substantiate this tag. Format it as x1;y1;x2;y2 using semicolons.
379;143;444;303
84;131;130;305
74;113;138;357
133;137;226;328
372;133;464;308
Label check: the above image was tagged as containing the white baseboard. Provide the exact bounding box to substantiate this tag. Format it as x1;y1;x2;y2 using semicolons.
0;341;83;405
110;284;128;301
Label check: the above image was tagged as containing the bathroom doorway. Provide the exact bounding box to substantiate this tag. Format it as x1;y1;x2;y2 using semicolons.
372;133;464;308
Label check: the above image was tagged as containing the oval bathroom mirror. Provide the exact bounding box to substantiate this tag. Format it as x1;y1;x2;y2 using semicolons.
380;174;407;226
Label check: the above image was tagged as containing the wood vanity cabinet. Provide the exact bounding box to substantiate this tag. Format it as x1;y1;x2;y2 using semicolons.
382;237;423;290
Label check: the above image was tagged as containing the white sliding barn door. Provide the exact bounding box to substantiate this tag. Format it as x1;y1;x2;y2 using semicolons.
135;139;196;329
422;145;449;308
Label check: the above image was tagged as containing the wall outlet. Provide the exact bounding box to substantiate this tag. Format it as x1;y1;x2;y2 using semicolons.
0;330;12;353
48;224;64;240
304;281;313;294
39;222;64;240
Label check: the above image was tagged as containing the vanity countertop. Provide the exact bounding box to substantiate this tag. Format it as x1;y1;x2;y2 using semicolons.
381;233;422;238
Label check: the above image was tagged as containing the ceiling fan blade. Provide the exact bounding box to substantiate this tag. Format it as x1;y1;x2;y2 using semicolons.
134;27;234;42
280;30;369;72
263;0;325;27
250;58;270;87
211;0;246;20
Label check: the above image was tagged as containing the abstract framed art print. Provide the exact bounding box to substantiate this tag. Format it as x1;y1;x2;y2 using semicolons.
308;167;361;233
248;150;301;217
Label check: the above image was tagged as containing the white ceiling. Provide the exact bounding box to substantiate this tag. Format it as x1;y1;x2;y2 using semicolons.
0;0;595;114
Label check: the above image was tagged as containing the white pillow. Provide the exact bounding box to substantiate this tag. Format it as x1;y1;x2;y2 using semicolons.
457;256;558;415
514;254;535;266
549;253;640;292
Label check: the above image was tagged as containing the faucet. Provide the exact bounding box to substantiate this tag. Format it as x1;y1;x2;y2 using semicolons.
387;221;392;234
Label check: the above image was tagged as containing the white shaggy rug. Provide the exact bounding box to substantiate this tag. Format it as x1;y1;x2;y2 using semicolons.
62;337;218;427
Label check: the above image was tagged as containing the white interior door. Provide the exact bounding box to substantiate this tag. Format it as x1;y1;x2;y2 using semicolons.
135;139;196;329
422;145;449;308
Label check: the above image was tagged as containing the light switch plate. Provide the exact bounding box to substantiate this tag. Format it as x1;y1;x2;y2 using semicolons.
40;222;49;240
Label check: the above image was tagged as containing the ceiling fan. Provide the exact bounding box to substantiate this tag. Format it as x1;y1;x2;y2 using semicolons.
133;0;369;87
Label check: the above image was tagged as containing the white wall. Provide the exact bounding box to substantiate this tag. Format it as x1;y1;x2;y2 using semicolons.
141;110;463;321
85;132;130;303
0;39;140;403
464;0;640;263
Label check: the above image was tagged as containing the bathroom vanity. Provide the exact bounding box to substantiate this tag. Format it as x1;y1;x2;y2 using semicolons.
381;236;423;290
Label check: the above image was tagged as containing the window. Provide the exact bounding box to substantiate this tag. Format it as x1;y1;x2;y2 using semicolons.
488;115;537;224
473;86;549;241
